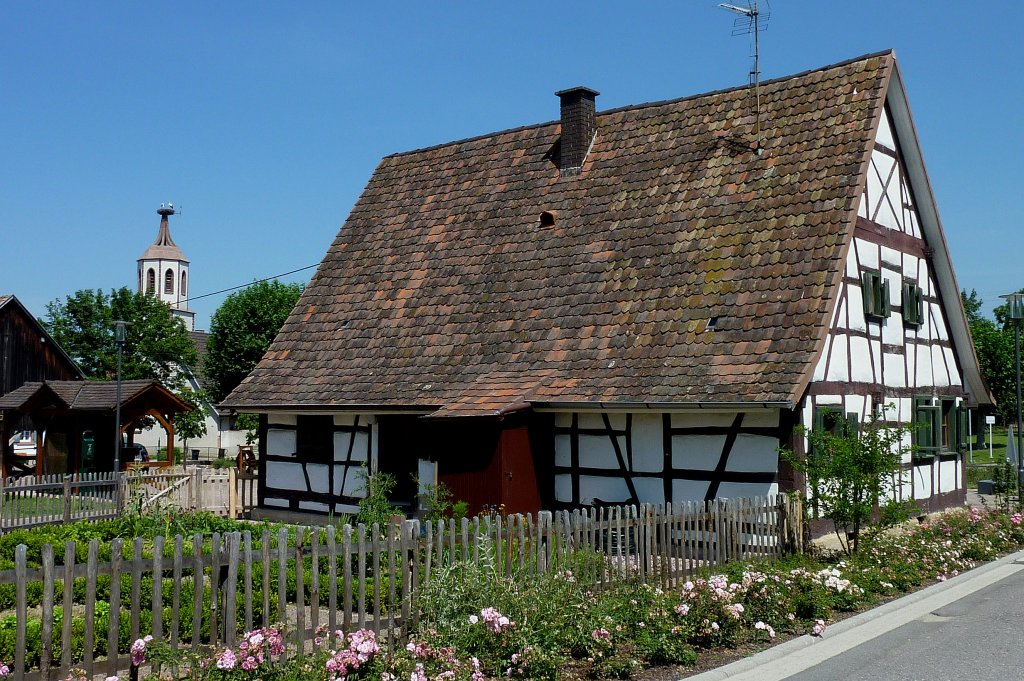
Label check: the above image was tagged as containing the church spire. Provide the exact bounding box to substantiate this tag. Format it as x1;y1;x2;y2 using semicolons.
137;203;195;331
141;204;188;262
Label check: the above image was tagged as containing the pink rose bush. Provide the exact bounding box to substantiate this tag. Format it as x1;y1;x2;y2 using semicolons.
324;629;381;680
130;635;153;667
90;506;1024;681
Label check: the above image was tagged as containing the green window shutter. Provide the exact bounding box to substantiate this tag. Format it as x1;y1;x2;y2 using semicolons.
957;405;969;452
862;272;876;316
903;283;924;327
845;412;860;437
862;271;891;319
914;396;938;456
902;282;921;326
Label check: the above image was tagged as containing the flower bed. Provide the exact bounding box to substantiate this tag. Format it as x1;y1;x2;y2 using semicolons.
22;506;1024;681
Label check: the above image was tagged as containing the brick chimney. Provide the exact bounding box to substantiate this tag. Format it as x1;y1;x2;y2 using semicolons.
556;86;599;175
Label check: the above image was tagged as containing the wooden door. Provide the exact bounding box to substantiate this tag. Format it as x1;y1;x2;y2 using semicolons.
498;426;541;514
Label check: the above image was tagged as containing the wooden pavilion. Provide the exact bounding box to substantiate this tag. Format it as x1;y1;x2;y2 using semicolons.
0;380;191;476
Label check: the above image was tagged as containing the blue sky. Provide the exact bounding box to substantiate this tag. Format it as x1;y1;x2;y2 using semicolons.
3;1;1022;330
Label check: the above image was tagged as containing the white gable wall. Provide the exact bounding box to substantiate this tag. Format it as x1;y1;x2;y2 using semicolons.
805;100;970;511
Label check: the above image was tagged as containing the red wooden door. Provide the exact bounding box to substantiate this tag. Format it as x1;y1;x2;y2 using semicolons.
498;426;541;514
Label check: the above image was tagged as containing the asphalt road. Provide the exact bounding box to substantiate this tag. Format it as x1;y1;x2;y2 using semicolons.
787;565;1024;681
686;549;1024;681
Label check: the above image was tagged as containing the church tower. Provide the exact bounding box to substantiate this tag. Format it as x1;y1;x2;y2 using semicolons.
137;204;195;331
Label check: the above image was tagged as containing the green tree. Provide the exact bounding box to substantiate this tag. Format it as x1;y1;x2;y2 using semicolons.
204;280;303;402
175;387;209;454
43;288;196;389
963;289;1015;424
782;405;914;555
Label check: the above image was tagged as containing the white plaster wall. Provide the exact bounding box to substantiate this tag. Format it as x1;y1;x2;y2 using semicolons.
844;394;867;421
633;478;665;506
578;436;621;469
631;414;663;472
883;352;905;388
338;471;364;498
826;335;850;382
268;414;297;426
717;481;778;498
578;476;630;506
812;337;830;381
267;461;305;491
743;411;780;428
672;436;725;470
726;435;780;472
673;479;711;502
306;463;331;494
881;246;902;270
670;413;736;428
555;410;780;506
555;474;572;502
267;429;296;456
261;412;377;506
848;293;867;333
333;431;369;463
912;465;932;500
876;112;896;149
554;435;571;467
858;241;879;270
849;336;872;382
938;458;959;493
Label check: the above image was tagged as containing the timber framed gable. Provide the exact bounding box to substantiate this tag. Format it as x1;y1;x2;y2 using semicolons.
804;88;977;512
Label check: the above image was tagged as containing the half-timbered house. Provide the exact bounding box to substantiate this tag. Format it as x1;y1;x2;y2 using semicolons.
223;51;990;519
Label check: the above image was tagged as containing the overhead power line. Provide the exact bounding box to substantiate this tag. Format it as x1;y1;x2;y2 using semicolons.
186;264;318;303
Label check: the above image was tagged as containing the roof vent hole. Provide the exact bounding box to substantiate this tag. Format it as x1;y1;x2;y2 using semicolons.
706;317;719;331
540;210;557;227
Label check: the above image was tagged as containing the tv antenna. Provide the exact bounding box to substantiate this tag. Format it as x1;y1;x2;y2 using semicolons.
719;1;770;153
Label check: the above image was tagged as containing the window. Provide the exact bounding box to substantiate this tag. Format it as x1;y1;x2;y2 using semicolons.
862;270;891;319
164;269;174;294
180;271;187;297
296;415;334;463
915;397;968;457
146;268;156;293
813;406;859;438
902;281;924;327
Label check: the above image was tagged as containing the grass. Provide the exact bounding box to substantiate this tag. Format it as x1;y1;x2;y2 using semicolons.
966;426;1017;488
1;492;116;523
968;427;1007;465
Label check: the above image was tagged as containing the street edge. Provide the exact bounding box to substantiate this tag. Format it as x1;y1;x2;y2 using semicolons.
679;545;1024;681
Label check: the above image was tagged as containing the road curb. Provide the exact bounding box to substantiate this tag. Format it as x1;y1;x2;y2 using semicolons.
681;545;1024;681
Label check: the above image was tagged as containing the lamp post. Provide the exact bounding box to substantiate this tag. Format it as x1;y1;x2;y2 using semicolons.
113;320;127;474
1001;293;1024;508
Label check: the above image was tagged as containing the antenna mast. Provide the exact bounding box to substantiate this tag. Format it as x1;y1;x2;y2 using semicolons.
719;1;770;153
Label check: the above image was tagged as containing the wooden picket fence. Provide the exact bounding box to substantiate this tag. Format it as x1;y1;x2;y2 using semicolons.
2;493;802;681
0;469;258;531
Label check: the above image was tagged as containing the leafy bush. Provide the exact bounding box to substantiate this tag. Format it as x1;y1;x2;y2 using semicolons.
355;468;401;528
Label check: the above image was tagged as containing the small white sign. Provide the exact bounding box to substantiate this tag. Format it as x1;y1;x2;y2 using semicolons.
986;415;996;425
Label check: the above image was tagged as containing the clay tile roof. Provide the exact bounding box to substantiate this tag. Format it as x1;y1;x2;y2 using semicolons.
0;380;190;412
224;51;895;412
